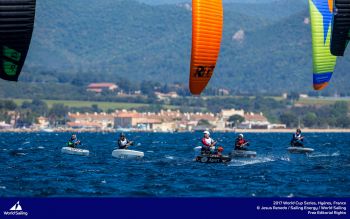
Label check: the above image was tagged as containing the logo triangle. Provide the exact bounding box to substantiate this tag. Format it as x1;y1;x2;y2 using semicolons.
10;201;22;211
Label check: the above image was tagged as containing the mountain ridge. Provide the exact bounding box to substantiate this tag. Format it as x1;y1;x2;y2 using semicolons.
17;0;350;95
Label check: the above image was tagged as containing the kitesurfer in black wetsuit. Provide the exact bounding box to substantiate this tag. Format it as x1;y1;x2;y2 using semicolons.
67;134;81;148
290;129;304;147
117;133;133;149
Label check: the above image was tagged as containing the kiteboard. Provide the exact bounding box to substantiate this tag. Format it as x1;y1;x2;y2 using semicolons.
193;146;202;155
112;149;144;159
230;150;257;158
195;155;231;163
287;147;314;154
61;147;89;156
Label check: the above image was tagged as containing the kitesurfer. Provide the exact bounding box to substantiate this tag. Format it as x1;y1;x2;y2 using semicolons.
215;146;224;157
201;131;216;155
290;129;304;147
67;134;81;148
117;133;133;149
234;134;249;150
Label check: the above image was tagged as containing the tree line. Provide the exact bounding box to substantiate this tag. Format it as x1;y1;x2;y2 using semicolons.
0;99;100;127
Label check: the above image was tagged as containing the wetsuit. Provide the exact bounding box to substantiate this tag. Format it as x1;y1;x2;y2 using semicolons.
67;138;80;148
118;138;131;149
235;138;248;150
291;133;304;147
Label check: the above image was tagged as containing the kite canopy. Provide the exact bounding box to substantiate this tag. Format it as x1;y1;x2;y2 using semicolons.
330;0;350;56
189;0;223;95
309;0;337;90
0;0;36;81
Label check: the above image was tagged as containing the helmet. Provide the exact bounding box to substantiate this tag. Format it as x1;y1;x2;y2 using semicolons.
120;133;125;137
296;129;301;133
203;131;210;136
217;146;224;152
238;134;244;138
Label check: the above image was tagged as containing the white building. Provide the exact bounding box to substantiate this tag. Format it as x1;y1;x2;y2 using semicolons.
220;109;245;119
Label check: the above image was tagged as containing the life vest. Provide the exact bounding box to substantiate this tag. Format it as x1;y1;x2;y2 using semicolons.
237;139;245;146
120;139;128;146
293;134;303;141
202;137;214;147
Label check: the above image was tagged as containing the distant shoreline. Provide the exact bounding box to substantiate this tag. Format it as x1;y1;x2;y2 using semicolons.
1;128;350;133
232;128;350;133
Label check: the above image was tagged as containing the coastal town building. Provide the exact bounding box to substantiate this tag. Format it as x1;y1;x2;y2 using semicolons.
117;90;143;97
86;83;118;93
67;112;115;130
7;111;18;126
66;121;102;130
220;109;245;119
218;88;230;96
16;108;287;132
36;116;49;128
155;92;179;101
0;121;12;130
114;111;163;131
239;112;270;129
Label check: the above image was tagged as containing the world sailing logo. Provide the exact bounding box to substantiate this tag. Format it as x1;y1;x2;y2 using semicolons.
10;201;22;211
3;201;29;216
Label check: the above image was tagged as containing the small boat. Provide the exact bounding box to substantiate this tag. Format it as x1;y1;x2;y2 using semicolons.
61;147;89;156
112;149;144;159
230;150;257;158
195;155;231;163
287;147;314;153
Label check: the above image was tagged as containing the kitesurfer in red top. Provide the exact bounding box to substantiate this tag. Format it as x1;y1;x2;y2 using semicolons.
234;134;249;150
201;131;216;154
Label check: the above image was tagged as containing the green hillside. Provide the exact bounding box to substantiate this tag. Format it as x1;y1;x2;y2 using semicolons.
7;0;349;96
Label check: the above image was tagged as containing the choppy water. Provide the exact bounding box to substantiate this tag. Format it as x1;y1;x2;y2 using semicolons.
0;132;349;197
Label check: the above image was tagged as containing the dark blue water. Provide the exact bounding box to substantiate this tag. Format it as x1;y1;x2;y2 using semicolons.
0;132;349;197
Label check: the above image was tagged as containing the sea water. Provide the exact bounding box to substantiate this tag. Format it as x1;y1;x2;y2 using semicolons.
0;132;349;197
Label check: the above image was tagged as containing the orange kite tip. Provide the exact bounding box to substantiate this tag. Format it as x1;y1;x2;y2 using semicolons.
189;88;203;96
190;82;207;95
313;82;329;91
